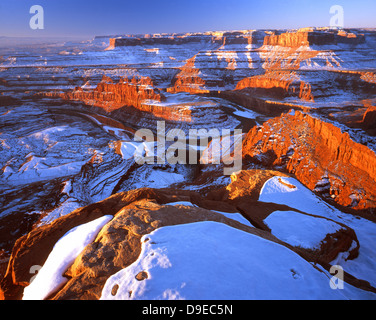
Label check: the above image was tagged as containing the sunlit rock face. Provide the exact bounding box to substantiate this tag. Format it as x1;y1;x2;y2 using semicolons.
0;27;376;300
242;111;376;211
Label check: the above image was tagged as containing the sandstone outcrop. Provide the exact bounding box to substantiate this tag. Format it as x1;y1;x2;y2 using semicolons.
107;29;365;51
42;76;197;122
216;90;310;116
263;31;311;47
263;30;365;47
242;111;376;212
167;55;208;94
106;30;264;50
207;170;359;265
235;71;314;101
56;76;164;112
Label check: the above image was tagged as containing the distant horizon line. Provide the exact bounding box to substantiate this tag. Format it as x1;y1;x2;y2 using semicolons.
2;25;376;40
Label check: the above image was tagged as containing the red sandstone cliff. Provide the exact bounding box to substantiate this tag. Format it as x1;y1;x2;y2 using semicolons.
263;30;365;47
42;76;193;122
235;71;314;102
58;75;164;112
242;111;376;211
264;31;310;47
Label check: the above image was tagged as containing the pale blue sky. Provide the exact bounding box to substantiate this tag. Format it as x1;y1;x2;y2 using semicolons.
0;0;375;38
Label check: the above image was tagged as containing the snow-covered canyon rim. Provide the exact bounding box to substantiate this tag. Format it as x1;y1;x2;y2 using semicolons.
22;215;113;300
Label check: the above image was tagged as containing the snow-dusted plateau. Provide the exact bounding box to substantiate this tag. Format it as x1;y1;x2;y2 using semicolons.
1;28;376;300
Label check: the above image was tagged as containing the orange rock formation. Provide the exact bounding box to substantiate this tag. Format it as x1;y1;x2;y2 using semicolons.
59;75;164;112
235;71;314;102
167;55;208;94
242;111;376;211
44;76;192;122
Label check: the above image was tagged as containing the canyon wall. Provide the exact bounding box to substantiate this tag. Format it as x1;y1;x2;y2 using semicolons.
263;30;365;47
107;30;266;49
108;29;365;50
44;76;193;122
167;55;209;94
59;76;164;112
235;71;314;101
242;111;376;212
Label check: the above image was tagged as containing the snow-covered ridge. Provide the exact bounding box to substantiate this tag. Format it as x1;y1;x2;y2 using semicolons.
22;215;113;300
100;221;374;300
260;176;376;289
5;159;376;301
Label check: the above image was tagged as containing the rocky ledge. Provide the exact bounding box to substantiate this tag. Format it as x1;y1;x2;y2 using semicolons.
243;111;376;211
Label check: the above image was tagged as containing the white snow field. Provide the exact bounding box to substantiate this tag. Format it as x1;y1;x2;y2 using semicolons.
22;215;113;300
264;210;343;250
100;221;376;300
259;176;376;289
165;201;254;227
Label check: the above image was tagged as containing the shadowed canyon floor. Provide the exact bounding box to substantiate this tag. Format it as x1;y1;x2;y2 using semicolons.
0;27;376;300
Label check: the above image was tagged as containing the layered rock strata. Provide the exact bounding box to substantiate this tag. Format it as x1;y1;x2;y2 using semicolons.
242;111;376;211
